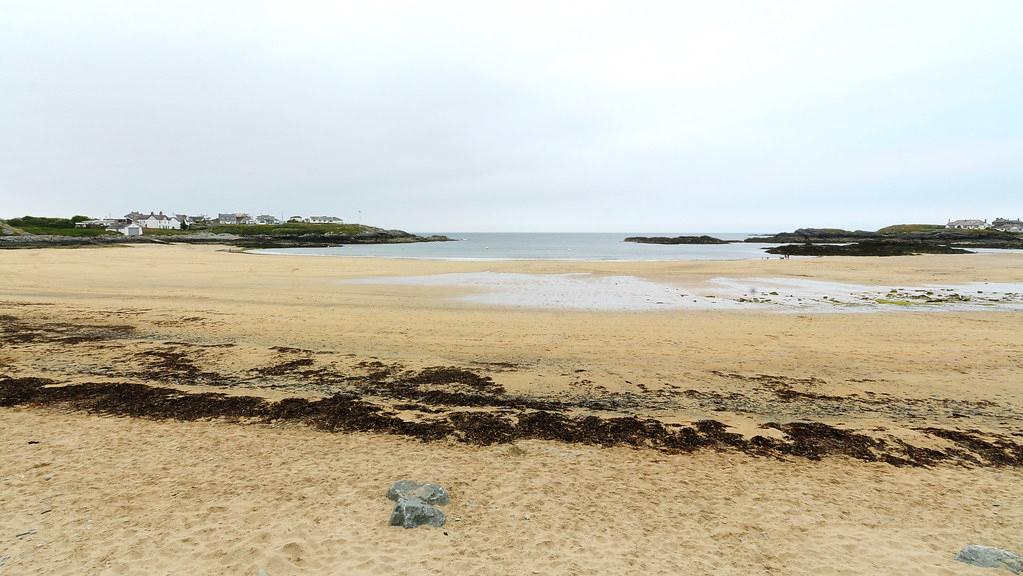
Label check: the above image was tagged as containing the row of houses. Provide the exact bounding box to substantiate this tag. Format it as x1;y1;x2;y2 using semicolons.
217;214;345;225
947;218;1023;232
76;211;347;236
76;212;198;236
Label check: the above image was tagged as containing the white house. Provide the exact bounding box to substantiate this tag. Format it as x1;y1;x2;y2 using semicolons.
306;216;344;224
108;222;143;237
139;212;180;229
255;214;281;225
174;214;196;227
125;211;180;229
946;219;989;230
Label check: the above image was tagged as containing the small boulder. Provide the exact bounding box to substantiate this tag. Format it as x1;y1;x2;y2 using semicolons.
389;496;446;529
387;480;450;505
955;545;1023;574
387;480;420;502
411;483;450;505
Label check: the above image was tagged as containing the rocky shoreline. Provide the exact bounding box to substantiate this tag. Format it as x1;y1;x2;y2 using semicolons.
765;240;973;257
621;227;1023;256
0;227;452;249
747;227;1023;250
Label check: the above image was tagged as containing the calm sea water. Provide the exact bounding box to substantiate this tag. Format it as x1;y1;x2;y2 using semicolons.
257;233;782;261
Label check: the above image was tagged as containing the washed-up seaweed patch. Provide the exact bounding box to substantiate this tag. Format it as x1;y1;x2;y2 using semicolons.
3;376;1022;468
0;314;135;345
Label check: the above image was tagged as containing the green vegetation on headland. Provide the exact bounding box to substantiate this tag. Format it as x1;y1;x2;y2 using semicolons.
874;224;947;234
0;215;451;249
624;235;732;245
3;215;115;237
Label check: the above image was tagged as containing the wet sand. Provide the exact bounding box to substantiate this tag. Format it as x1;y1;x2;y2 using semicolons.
1;244;1021;574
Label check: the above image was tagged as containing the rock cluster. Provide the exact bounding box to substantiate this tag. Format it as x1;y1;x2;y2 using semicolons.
387;480;450;528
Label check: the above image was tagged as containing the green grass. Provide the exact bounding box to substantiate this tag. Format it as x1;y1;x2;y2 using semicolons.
4;215;116;236
13;225;114;237
208;223;367;236
877;224;946;234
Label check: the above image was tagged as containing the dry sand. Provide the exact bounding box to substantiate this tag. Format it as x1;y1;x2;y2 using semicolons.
3;408;1021;576
1;244;1022;575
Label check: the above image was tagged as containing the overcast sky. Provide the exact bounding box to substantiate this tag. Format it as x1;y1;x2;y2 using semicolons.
1;1;1021;232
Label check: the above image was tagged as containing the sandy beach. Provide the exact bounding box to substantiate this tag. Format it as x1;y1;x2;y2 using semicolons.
1;244;1022;575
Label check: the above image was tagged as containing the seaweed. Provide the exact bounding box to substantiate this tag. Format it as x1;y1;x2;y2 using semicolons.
3;375;1021;468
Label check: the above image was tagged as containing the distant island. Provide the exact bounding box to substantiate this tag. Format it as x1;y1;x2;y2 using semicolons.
0;214;452;249
624;235;733;245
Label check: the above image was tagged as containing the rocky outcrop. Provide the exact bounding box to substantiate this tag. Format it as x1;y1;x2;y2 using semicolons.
624;235;732;245
748;227;1023;250
765;240;972;257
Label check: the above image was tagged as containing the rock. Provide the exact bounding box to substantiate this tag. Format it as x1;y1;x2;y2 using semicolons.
389;496;446;529
387;480;450;505
386;479;421;502
411;484;450;505
955;545;1023;574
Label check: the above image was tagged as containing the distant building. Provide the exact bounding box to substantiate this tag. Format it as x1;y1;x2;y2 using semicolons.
75;219;116;229
174;214;196;227
139;212;180;230
123;211;180;229
255;214;281;225
288;216;305;223
991;218;1023;233
109;222;143;237
216;213;255;225
946;219;989;230
306;216;344;224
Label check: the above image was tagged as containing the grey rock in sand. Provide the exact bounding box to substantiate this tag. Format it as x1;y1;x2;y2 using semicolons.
389;496;446;529
411;483;450;505
955;545;1023;574
387;479;421;501
387;480;450;505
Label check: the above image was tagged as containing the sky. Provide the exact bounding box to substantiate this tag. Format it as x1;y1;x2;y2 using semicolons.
1;1;1021;232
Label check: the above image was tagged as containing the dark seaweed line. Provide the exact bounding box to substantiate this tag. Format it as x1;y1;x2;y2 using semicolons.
3;377;1022;468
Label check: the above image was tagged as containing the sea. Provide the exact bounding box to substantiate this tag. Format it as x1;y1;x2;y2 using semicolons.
256;232;781;261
